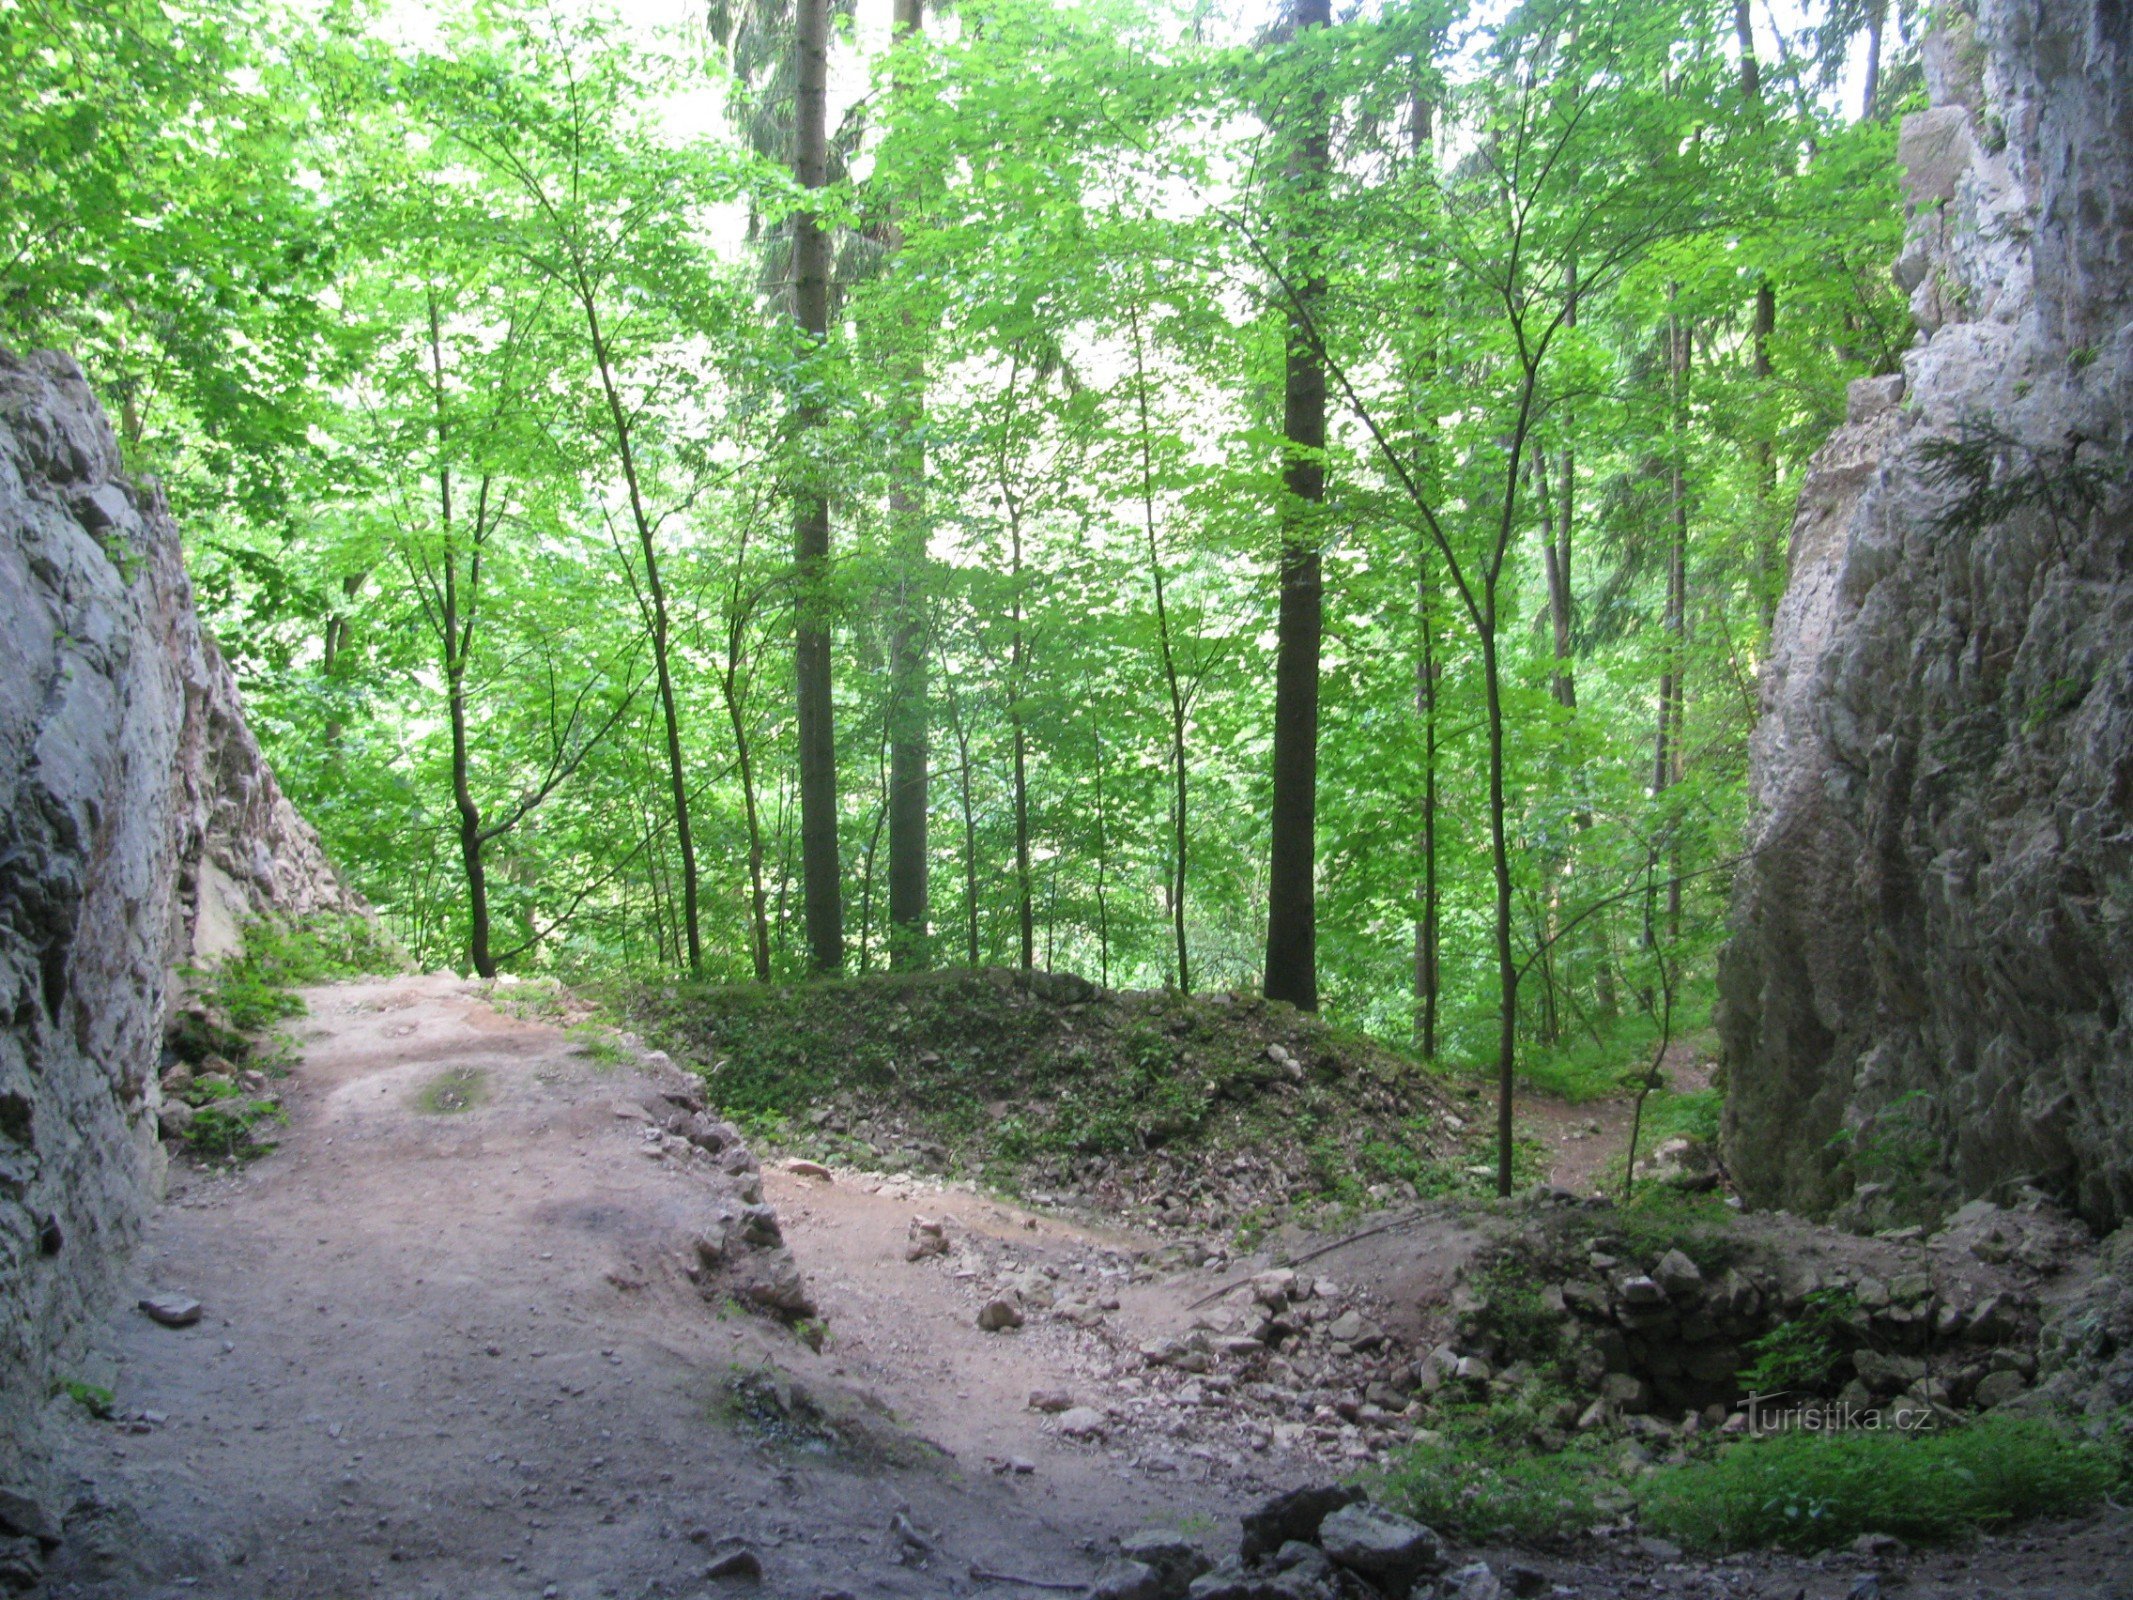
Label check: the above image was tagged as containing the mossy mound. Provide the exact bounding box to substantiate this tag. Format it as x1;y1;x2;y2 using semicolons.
619;968;1495;1239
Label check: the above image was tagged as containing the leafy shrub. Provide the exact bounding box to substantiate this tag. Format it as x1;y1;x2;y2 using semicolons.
184;1091;287;1159
192;912;401;1031
1640;1414;2123;1552
1739;1287;1860;1395
1382;1415;1612;1544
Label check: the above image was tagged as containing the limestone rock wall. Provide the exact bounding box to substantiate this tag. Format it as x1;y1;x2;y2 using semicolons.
1720;3;2133;1229
0;349;358;1492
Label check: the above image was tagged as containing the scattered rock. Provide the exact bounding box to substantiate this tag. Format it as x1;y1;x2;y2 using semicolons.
1238;1483;1365;1562
1851;1532;1906;1560
1446;1562;1507;1600
1316;1503;1444;1592
1028;1388;1077;1413
1972;1368;2028;1408
0;1536;44;1594
1058;1406;1108;1440
1089;1558;1165;1600
978;1296;1025;1332
157;1099;196;1139
138;1294;203;1328
0;1489;61;1547
1652;1249;1704;1299
704;1547;763;1582
1095;1531;1212;1600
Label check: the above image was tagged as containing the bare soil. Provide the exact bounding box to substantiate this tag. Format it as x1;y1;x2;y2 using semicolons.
37;976;2132;1600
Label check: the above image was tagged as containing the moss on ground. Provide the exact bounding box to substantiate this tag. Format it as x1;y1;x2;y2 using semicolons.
616;968;1499;1233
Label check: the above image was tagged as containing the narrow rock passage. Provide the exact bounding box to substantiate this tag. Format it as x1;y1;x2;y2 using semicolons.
44;975;1272;1599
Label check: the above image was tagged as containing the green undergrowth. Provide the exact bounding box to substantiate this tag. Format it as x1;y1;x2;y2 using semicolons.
190;912;404;1032
1512;990;1715;1104
1383;1410;1618;1544
412;1066;488;1114
165;913;400;1161
1640;1414;2126;1551
182;1079;289;1159
614;968;1494;1218
1384;1404;2124;1554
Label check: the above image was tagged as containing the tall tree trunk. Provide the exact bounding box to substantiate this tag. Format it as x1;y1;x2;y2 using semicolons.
427;295;494;980
1737;6;1782;636
884;0;930;971
445;562;492;981
1532;443;1577;711
1093;730;1112;989
1407;80;1440;1059
577;283;700;975
321;571;366;752
1732;0;1760;102
1481;614;1519;1198
793;0;843;972
1655;313;1691;940
1414;560;1440;1057
1862;0;1886;121
1127;303;1191;993
1550;258;1578;710
1009;504;1034;971
1263;0;1331;1013
721;549;772;981
1752;280;1780;633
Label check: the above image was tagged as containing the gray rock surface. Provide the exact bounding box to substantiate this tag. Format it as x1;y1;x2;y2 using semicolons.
0;349;358;1489
1721;2;2133;1229
1315;1503;1444;1590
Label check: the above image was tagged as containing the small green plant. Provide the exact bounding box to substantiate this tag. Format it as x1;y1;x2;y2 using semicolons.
2069;344;2098;371
2023;674;2091;732
1827;1089;1940;1220
566;1025;628;1068
412;1066;487;1115
54;1378;114;1418
185;1096;287;1159
1640;1414;2124;1552
1739;1287;1860;1395
1920;417;2125;542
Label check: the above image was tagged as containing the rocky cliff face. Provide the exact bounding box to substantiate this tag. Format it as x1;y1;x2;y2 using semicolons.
1721;3;2133;1230
0;349;358;1492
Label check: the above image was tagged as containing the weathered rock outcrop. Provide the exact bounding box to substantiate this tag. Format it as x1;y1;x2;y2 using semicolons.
1721;4;2133;1228
0;349;358;1496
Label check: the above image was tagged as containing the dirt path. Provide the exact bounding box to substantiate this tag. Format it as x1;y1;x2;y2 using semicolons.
40;975;1297;1599
1522;1042;1716;1199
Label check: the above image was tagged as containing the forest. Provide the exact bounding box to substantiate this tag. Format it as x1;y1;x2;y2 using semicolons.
5;0;1915;1167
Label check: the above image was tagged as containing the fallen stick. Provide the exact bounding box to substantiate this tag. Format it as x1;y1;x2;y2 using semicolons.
968;1563;1087;1591
1184;1204;1438;1311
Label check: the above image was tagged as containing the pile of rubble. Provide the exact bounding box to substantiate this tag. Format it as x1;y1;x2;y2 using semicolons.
1420;1195;2089;1444
1089;1484;1541;1600
906;1212;1434;1472
635;1077;818;1321
1131;1269;1422;1460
